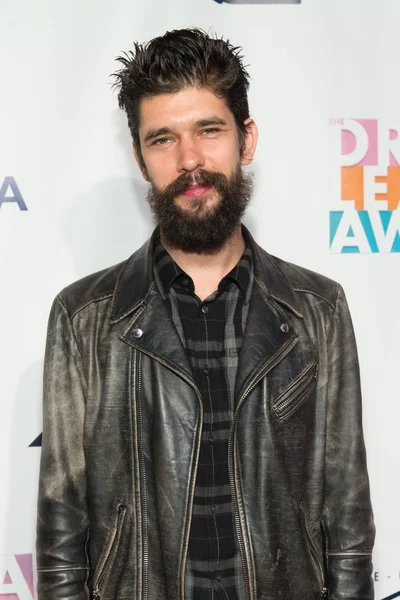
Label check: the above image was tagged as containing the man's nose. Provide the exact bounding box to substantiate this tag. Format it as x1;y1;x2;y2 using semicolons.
177;137;205;173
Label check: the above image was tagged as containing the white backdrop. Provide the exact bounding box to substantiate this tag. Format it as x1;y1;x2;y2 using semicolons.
0;1;399;598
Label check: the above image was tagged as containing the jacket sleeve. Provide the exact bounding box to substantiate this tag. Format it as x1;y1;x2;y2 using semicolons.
36;296;89;599
323;285;375;599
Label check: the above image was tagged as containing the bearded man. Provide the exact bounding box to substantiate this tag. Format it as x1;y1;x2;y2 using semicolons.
36;28;375;600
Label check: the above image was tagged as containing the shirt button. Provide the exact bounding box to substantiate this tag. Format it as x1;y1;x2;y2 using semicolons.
201;305;209;314
132;328;143;339
182;277;190;287
211;503;217;513
280;323;289;333
203;367;209;376
209;433;214;443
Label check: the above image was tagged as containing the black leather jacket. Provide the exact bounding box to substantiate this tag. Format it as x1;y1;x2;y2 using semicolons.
36;229;375;600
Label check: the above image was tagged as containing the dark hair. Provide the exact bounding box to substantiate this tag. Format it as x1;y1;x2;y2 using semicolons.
112;28;251;162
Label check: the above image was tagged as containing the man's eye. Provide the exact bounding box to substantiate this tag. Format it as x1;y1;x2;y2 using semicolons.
202;128;219;135
153;137;170;146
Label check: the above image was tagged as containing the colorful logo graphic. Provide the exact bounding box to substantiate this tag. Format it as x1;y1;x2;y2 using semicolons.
0;554;34;599
214;0;300;4
330;119;400;253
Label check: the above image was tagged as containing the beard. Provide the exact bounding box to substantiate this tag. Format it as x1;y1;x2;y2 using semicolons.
146;164;253;254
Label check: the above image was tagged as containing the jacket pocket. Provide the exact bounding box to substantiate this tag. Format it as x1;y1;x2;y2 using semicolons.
299;501;327;595
272;361;318;420
93;501;127;600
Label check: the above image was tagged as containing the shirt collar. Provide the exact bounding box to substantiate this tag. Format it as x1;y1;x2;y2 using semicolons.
153;229;254;304
153;241;185;298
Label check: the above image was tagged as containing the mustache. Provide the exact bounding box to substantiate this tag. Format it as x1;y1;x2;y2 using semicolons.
159;169;229;201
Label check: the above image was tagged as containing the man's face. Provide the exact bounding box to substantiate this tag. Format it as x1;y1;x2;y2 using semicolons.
134;86;258;252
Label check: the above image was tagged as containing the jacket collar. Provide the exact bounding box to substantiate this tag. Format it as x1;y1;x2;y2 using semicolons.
249;229;303;319
109;232;155;324
109;226;303;325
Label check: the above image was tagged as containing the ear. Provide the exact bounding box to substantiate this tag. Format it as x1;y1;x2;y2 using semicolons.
240;118;258;166
133;143;150;181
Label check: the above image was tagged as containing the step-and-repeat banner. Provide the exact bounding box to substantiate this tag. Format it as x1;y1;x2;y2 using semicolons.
1;0;399;598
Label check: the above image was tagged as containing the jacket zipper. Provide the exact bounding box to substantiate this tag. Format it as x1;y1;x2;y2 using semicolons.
131;350;143;600
274;362;318;419
93;502;127;600
229;333;298;600
127;307;204;600
299;501;327;598
136;352;149;600
138;356;203;600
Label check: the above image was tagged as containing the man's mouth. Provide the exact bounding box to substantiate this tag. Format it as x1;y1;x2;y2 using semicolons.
182;184;213;198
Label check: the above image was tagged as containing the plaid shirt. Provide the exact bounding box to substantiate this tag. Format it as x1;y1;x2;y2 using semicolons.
153;236;253;600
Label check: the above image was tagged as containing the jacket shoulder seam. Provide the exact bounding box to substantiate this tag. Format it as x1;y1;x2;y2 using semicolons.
267;252;340;312
292;286;337;311
325;283;341;339
70;292;114;321
56;295;88;393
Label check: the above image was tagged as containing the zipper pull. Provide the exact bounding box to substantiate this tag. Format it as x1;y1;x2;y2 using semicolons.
93;589;100;600
320;587;328;599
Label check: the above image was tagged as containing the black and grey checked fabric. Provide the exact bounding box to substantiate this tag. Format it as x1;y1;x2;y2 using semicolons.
153;238;253;600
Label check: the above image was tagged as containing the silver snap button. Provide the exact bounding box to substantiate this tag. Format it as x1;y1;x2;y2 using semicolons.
132;328;143;339
201;305;209;314
280;323;289;333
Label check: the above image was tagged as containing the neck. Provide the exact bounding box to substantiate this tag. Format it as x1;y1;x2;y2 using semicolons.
160;226;245;301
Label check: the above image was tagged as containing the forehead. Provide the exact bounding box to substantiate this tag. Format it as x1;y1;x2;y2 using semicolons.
138;87;235;133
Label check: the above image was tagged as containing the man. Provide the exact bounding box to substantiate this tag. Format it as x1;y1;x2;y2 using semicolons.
36;28;375;600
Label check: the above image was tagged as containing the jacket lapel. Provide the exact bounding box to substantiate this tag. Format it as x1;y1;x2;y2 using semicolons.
120;285;195;386
111;228;195;385
234;228;309;404
234;278;298;403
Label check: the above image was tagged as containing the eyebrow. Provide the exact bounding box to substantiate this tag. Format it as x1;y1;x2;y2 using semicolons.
143;117;228;144
144;127;172;144
195;117;227;128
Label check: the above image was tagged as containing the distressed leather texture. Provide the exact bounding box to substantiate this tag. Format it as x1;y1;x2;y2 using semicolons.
36;228;375;600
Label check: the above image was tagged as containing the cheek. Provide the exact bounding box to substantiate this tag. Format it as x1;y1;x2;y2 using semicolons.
142;161;158;184
208;140;241;170
143;156;175;187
